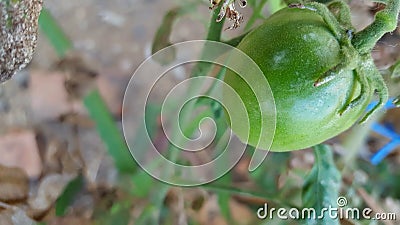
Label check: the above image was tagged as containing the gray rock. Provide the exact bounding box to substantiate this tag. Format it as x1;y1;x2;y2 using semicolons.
0;0;43;82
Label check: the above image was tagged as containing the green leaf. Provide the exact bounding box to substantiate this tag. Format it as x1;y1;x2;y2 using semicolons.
38;8;72;58
151;8;179;65
151;3;198;65
83;90;135;173
55;174;84;216
302;145;341;225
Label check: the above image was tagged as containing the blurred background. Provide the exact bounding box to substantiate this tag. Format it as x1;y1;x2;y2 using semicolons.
0;0;400;224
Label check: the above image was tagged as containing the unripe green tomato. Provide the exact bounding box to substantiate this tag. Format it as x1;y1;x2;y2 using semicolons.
224;7;373;152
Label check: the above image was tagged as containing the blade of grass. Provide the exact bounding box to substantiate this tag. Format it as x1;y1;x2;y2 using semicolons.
152;1;199;54
38;8;72;58
55;174;84;216
39;7;139;175
151;2;198;59
83;90;135;173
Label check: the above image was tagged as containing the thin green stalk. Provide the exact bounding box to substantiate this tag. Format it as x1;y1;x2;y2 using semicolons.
84;90;136;173
166;4;226;162
201;183;297;208
244;0;269;31
147;5;228;221
191;4;225;78
352;0;400;54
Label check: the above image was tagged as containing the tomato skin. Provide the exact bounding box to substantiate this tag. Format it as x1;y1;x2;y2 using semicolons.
224;7;373;151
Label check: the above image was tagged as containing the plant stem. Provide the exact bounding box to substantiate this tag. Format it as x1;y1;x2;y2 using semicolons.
84;90;135;173
155;2;227;188
191;5;225;78
201;183;297;208
244;0;269;31
352;0;400;54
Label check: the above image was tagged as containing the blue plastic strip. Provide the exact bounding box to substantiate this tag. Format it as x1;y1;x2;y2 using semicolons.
371;123;399;139
371;140;400;165
368;98;400;165
366;98;397;111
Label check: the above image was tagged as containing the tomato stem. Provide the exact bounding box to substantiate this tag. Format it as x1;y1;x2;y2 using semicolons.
352;0;400;54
